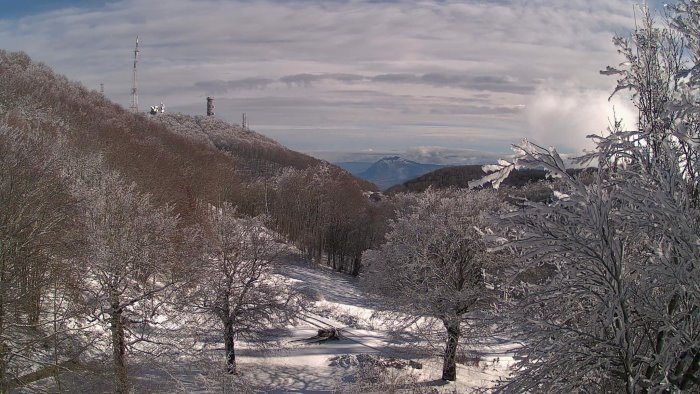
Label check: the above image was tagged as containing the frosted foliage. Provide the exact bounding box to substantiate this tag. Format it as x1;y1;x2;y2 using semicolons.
362;188;504;381
478;4;700;393
0;125;80;391
78;172;180;325
72;169;184;393
191;204;300;374
363;189;500;318
154;113;282;151
195;204;297;333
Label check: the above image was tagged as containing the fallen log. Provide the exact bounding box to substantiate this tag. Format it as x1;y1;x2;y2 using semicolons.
291;327;343;344
317;327;342;339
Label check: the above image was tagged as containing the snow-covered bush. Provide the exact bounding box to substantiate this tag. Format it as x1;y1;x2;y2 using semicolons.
333;354;436;394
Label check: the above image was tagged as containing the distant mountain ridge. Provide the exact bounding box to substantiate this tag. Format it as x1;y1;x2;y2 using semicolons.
357;156;444;190
334;161;375;175
386;164;548;194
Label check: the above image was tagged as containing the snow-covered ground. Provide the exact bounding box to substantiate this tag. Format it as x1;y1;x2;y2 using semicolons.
20;251;516;393
235;253;516;393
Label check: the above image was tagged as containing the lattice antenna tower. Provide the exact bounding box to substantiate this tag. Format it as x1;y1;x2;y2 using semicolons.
130;35;140;113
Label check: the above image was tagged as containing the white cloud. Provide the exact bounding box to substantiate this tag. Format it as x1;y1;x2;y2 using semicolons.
525;81;637;153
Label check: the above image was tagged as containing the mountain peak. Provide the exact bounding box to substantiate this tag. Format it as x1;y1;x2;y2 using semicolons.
358;157;444;190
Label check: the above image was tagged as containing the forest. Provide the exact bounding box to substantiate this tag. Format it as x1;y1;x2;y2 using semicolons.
0;2;699;393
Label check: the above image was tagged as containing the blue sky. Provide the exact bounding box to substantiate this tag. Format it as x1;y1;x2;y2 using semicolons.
0;0;114;18
0;0;661;163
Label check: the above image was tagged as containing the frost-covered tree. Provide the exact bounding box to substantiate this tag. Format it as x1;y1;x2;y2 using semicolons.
0;125;82;393
362;189;504;381
475;4;700;393
193;204;301;374
74;170;187;394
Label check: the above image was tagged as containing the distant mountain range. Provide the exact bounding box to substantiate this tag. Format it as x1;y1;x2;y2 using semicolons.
313;148;506;167
343;156;445;190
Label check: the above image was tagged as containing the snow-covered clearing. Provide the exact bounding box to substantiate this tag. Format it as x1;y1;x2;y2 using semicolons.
236;253;516;393
21;251;515;393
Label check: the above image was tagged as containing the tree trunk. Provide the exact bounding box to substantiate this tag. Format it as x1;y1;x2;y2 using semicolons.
0;291;6;394
110;299;129;394
0;270;9;394
442;319;460;381
224;319;237;374
0;342;7;394
350;255;361;277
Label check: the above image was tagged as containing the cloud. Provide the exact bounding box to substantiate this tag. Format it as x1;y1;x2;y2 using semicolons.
429;104;524;116
194;77;274;93
372;73;534;94
402;146;504;165
279;73;365;87
227;77;275;90
369;73;533;94
194;71;533;96
525;81;637;153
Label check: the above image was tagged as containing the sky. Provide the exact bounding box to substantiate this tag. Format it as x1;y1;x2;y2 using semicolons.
0;0;663;163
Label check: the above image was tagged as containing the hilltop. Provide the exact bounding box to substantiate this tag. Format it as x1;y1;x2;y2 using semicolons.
0;50;372;212
0;49;380;270
153;113;327;178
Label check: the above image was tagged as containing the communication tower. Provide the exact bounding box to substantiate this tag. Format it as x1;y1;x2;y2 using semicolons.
207;97;215;116
130;36;140;113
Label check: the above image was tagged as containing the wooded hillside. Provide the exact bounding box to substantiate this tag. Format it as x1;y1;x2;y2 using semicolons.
0;50;382;274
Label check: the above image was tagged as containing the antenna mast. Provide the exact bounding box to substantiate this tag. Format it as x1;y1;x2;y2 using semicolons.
130;35;139;113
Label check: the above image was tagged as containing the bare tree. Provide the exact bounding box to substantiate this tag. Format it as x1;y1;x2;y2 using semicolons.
269;164;385;275
193;203;301;374
74;169;186;394
0;125;81;392
361;189;504;381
